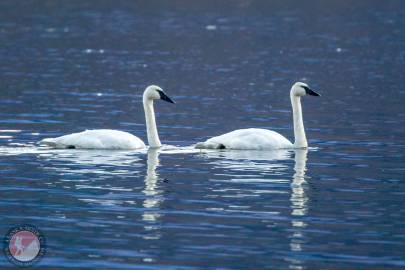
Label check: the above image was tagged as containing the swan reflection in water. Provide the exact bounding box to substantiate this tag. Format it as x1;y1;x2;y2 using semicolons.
287;149;309;270
197;148;291;173
142;148;164;241
34;146;165;243
5;144;309;266
197;148;309;269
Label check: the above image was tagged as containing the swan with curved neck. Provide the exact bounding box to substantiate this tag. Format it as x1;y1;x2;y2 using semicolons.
195;82;320;150
40;85;175;149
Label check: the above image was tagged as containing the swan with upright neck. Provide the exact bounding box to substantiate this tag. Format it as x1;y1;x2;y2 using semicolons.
195;82;320;150
40;85;175;149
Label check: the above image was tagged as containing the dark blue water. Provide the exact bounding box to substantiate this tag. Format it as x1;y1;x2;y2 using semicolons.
1;1;405;269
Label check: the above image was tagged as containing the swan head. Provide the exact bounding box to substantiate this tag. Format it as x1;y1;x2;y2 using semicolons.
143;85;175;103
291;82;321;97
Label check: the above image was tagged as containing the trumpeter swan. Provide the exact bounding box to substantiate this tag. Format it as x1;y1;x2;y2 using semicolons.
195;82;320;150
40;85;175;149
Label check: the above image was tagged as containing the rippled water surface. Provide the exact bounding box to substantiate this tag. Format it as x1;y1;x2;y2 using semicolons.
1;1;405;269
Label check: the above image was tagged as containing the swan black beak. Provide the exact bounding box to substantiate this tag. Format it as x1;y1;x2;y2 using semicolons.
304;86;321;97
157;90;175;104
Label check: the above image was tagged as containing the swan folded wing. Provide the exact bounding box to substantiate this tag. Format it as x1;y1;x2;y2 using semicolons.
197;128;293;150
41;129;145;149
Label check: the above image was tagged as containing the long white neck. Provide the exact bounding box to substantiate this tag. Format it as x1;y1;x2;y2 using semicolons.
143;97;161;148
290;93;308;148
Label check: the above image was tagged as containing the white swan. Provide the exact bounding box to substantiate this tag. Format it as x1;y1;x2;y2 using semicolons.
195;82;320;150
40;85;175;149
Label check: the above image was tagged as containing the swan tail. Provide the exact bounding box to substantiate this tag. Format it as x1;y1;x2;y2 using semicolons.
195;142;226;149
40;138;60;148
40;138;75;149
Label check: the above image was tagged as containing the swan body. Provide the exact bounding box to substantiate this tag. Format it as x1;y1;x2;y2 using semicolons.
195;128;293;150
40;85;175;150
40;129;145;149
195;82;320;150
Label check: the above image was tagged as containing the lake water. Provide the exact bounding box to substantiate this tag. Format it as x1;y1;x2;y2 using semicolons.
1;1;405;269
